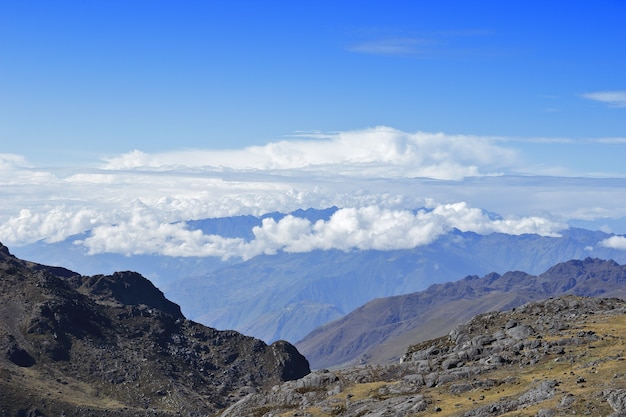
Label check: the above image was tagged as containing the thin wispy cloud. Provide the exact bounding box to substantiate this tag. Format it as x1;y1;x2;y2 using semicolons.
347;38;432;56
346;29;494;58
581;90;626;108
593;137;626;144
506;137;575;144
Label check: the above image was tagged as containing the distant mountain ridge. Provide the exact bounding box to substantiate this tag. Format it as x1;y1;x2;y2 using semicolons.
164;227;626;344
296;257;626;369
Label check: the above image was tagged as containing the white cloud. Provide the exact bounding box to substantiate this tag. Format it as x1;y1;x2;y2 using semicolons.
0;153;57;185
267;204;564;255
0;153;29;170
78;204;565;260
2;127;626;253
599;235;626;250
0;207;104;244
100;127;518;180
593;137;626;144
581;91;626;108
78;202;246;258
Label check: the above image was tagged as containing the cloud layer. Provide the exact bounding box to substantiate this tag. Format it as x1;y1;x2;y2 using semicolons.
2;127;626;258
79;203;564;260
101;127;517;180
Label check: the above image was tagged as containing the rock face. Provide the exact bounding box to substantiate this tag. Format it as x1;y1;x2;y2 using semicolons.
0;243;309;416
223;295;626;416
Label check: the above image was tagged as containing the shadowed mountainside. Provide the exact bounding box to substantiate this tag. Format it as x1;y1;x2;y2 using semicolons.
0;243;309;416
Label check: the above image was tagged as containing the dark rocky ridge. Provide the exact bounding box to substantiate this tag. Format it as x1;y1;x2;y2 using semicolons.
297;257;626;369
0;243;309;416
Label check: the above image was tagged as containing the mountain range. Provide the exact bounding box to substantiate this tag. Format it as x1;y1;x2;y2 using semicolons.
297;257;626;369
10;208;626;346
3;241;626;416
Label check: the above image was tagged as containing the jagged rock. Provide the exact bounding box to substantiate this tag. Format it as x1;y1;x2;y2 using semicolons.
519;379;558;404
505;323;535;339
559;393;576;408
606;389;626;416
461;380;557;416
2;335;36;367
295;369;340;390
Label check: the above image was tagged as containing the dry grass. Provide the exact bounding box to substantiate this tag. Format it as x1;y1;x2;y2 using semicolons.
1;364;133;412
284;312;626;417
423;313;626;417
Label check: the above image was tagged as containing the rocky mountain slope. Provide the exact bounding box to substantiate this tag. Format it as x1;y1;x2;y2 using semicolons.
0;243;309;416
297;257;626;369
222;295;626;417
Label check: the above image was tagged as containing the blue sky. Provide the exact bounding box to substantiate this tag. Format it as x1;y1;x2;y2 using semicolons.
2;1;625;163
1;1;626;257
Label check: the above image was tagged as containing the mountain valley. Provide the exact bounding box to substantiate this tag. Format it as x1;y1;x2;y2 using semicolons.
11;209;626;347
297;257;626;369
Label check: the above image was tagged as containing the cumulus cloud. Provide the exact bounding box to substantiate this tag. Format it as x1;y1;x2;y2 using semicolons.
599;235;626;250
251;203;563;256
79;204;565;260
77;202;246;258
581;90;626;108
0;207;105;244
0;153;57;185
101;127;518;180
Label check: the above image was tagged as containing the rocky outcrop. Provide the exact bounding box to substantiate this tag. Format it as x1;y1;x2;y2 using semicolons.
224;296;626;416
0;243;309;416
